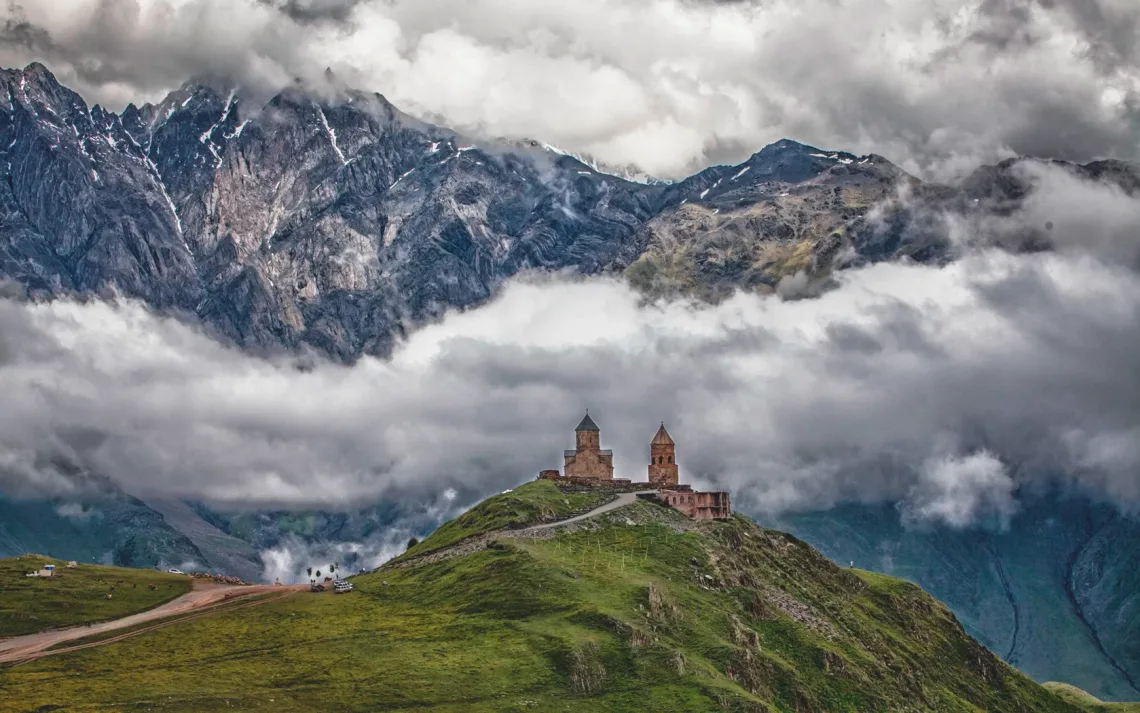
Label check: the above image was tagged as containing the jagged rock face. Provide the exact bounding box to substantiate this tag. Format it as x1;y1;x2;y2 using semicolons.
5;63;1138;359
621;141;919;299
0;64;199;308
0;64;665;359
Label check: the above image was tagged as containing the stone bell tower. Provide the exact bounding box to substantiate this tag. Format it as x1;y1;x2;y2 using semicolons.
648;423;679;487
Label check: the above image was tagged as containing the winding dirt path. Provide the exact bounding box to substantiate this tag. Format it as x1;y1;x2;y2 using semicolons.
0;581;306;665
383;490;658;571
527;491;657;530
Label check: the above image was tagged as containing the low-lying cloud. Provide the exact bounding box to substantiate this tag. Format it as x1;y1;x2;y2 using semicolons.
1;0;1138;178
259;532;413;584
901;451;1017;529
2;240;1140;528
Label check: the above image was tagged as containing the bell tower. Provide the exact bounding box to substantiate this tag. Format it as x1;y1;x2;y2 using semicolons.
648;423;679;487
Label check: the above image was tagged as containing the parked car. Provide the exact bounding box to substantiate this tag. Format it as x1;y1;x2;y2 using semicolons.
167;568;184;575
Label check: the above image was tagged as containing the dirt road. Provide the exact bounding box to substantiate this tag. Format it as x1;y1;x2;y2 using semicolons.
526;491;657;530
0;580;305;665
384;490;659;570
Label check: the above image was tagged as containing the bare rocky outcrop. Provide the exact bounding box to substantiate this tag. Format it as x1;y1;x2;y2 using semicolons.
568;641;606;695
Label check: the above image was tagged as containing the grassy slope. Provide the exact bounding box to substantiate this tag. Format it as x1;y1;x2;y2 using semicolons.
399;480;614;559
0;556;191;637
1045;683;1140;712
0;483;1102;712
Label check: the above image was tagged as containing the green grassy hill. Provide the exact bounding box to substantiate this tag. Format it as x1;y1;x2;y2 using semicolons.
769;499;1140;700
401;480;615;558
0;556;191;637
1045;683;1140;712
0;482;1116;712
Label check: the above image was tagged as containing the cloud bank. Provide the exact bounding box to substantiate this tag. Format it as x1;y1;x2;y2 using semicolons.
3;235;1140;528
1;0;1138;177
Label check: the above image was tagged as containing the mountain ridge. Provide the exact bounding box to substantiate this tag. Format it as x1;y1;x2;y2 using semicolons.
6;61;1136;361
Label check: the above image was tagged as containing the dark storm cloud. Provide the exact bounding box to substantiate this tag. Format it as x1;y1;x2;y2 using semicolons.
0;0;1137;178
256;0;363;24
0;4;56;55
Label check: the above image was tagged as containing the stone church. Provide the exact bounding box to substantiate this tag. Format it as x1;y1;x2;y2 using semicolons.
563;412;614;480
540;413;731;520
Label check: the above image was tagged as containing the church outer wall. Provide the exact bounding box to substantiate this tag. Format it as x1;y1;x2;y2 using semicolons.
563;448;614;480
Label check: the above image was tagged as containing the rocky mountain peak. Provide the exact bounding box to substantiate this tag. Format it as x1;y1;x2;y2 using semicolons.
1;65;1137;361
1;62;84;120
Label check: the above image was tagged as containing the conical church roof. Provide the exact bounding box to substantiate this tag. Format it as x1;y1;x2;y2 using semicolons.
575;412;600;432
652;423;674;445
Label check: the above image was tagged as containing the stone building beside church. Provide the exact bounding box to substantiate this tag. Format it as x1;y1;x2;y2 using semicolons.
539;413;731;520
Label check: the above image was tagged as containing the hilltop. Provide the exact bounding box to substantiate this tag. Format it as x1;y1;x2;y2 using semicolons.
0;480;1103;712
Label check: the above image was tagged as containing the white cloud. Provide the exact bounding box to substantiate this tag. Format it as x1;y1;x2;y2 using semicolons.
901;451;1017;529
54;502;102;521
259;534;411;583
3;244;1140;527
2;0;1138;177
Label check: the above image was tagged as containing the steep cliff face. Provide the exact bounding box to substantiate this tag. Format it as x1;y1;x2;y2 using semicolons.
619;140;925;299
0;64;199;307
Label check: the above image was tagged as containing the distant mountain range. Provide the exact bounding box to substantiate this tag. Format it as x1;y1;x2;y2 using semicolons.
2;61;1139;702
5;62;1137;359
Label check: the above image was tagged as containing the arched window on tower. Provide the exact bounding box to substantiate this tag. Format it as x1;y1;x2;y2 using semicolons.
668;456;673;464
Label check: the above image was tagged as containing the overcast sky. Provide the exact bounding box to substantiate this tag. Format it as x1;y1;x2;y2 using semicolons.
1;0;1138;178
3;161;1140;532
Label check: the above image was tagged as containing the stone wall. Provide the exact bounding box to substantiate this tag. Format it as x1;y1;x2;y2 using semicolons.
647;458;678;487
576;430;601;452
561;477;633;490
564;448;614;480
